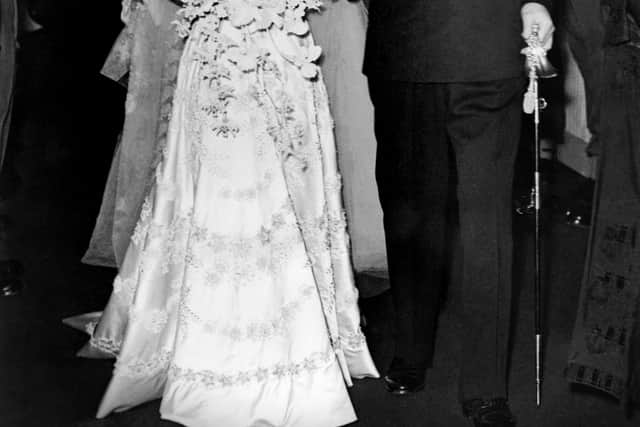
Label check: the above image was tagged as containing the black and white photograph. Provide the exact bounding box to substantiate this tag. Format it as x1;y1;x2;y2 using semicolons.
1;1;640;426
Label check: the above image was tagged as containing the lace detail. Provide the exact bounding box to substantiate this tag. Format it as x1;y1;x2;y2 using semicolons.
318;275;337;317
175;0;323;78
328;209;350;257
168;349;334;388
146;309;170;333
90;336;122;356
194;51;241;142
297;208;349;264
129;197;304;282
185;229;303;286
131;197;154;247
339;330;367;350
85;320;98;336
113;275;137;305
218;170;275;200
115;349;173;378
126;292;180;335
182;285;316;340
253;79;314;170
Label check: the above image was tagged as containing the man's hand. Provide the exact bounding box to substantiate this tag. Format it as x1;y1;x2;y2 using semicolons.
521;2;554;51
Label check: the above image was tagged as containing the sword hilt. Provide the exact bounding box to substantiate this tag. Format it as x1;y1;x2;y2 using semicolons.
523;23;558;79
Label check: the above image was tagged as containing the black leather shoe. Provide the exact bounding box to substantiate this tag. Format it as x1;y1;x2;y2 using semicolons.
462;398;516;427
383;373;425;395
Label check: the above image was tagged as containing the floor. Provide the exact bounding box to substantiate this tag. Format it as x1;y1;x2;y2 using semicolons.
1;11;639;427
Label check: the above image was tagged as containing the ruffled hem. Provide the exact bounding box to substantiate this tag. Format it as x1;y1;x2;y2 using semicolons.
159;356;357;427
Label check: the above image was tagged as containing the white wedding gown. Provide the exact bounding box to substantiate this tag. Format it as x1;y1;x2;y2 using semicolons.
65;1;378;426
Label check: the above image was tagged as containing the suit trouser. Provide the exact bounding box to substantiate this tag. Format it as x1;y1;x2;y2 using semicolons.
368;78;523;400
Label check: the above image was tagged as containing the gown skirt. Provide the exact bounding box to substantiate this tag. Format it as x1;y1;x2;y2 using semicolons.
66;3;378;426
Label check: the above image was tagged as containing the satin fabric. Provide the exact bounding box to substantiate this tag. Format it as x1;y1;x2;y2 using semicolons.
67;2;378;425
83;0;388;280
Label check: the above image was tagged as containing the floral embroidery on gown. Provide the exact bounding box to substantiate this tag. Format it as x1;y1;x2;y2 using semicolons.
308;1;388;279
67;1;379;426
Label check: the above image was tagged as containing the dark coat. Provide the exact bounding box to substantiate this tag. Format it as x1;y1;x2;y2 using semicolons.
363;0;553;82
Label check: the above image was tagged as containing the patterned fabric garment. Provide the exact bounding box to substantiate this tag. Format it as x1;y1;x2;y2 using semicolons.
566;1;640;407
67;1;379;426
82;0;185;268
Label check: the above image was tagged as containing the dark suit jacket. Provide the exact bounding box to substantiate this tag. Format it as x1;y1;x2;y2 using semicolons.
363;0;553;82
